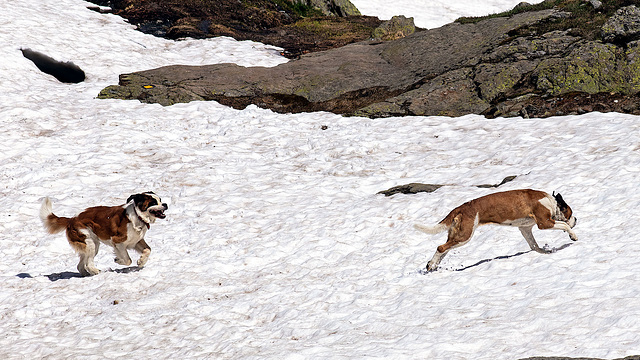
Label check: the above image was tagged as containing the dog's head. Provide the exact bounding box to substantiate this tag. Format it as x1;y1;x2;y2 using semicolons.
553;192;576;228
127;191;168;224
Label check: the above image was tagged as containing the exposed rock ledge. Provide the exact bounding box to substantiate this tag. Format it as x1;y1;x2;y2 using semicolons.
99;3;640;118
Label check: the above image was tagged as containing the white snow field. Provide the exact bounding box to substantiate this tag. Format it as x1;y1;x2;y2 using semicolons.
350;0;544;28
2;0;639;359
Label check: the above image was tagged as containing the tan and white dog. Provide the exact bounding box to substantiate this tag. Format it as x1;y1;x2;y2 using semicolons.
414;189;577;272
40;192;168;276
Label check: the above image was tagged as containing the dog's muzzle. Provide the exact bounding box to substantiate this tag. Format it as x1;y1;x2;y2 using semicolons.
150;203;168;219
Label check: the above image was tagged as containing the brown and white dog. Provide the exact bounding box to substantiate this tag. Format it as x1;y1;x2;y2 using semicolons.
414;189;577;272
39;192;168;276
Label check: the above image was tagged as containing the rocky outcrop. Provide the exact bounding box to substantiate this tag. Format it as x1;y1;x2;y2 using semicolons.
300;0;361;16
88;0;375;57
98;2;640;118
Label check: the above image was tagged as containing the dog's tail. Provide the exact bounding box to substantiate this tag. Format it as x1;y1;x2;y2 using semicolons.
414;210;461;234
40;197;70;234
413;222;449;234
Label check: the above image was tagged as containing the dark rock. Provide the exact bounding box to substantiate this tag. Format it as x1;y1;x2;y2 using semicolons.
378;176;518;196
476;175;518;188
378;184;444;197
21;48;85;83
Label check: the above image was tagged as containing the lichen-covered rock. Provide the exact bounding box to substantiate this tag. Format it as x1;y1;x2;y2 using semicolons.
533;41;632;95
372;15;415;41
602;5;640;43
354;68;491;118
297;0;361;17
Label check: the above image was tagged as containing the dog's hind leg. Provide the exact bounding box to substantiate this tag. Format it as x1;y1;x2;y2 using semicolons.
67;227;100;276
519;226;550;254
83;236;101;276
78;234;100;276
134;239;151;267
426;213;477;272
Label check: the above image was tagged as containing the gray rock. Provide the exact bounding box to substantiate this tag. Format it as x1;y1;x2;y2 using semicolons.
295;0;361;17
513;2;532;11
602;5;640;43
588;0;602;10
372;15;415;41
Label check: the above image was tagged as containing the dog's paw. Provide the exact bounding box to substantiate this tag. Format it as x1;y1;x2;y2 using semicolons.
569;232;578;241
137;249;151;267
82;267;100;277
114;257;132;266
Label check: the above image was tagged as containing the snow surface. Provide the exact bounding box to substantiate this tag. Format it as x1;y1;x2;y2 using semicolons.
2;0;639;359
350;0;544;28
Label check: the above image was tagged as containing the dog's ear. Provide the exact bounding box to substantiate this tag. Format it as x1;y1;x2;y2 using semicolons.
127;193;146;206
554;192;568;210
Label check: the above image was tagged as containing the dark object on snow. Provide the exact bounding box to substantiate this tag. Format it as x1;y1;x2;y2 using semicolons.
21;48;85;83
378;184;444;197
476;175;517;189
378;176;518;196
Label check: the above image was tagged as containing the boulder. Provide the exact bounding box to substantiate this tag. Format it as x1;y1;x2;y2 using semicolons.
372;15;415;41
297;0;361;17
602;5;640;43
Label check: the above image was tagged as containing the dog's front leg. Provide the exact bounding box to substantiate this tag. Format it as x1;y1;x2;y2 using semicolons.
551;222;578;241
426;249;447;272
519;226;551;254
113;243;132;266
135;239;151;267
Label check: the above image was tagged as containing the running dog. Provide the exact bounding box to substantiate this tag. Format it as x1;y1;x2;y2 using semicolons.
414;189;577;272
40;192;167;276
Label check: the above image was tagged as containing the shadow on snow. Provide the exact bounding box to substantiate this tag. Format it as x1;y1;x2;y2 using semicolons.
419;242;575;274
16;266;143;281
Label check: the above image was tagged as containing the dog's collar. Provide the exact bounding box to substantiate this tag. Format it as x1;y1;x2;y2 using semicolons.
137;213;151;229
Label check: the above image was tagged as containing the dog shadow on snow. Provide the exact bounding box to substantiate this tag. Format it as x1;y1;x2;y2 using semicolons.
450;242;574;272
17;266;142;282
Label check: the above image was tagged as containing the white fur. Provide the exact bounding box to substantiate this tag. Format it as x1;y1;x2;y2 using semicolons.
77;228;101;276
413;223;448;234
39;197;53;222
